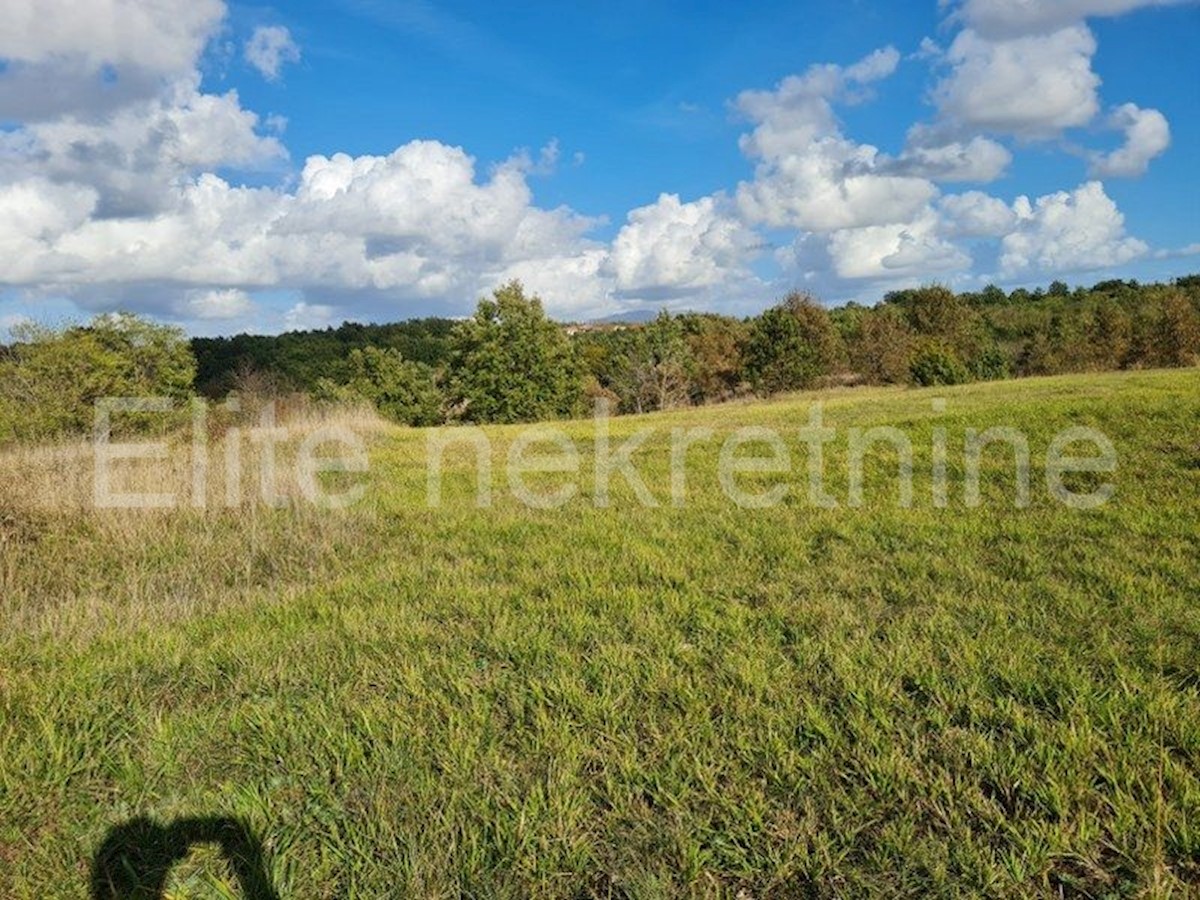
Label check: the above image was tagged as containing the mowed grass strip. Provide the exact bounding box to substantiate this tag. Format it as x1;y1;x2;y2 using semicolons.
1;369;1198;897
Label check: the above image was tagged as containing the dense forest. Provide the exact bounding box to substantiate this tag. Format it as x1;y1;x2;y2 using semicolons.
191;318;456;397
3;275;1198;441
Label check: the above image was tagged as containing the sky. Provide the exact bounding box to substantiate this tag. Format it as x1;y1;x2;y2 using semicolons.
0;0;1197;336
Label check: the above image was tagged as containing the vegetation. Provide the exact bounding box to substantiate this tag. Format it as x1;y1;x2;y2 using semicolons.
190;318;455;398
744;291;845;394
0;314;195;444
170;275;1200;428
314;347;443;426
445;281;583;423
1;370;1197;896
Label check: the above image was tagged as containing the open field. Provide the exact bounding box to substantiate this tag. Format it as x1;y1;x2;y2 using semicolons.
2;369;1198;897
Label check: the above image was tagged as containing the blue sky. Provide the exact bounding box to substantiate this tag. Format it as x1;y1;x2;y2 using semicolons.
0;0;1197;335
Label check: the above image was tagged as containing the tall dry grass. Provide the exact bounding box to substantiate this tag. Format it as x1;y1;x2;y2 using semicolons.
0;399;391;640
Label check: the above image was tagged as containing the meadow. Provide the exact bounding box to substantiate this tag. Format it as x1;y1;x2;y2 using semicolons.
1;369;1198;897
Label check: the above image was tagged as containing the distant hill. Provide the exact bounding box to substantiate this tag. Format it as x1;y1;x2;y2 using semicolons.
587;308;664;325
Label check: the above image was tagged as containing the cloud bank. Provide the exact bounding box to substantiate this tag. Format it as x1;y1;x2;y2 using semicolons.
0;0;1188;331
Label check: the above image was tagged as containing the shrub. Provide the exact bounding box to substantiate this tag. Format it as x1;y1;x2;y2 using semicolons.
909;343;970;386
615;312;696;413
679;313;749;404
0;313;195;443
970;342;1010;381
317;347;443;426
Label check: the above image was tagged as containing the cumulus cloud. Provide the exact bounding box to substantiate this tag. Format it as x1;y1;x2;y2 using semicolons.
245;26;301;82
928;0;1180;184
949;0;1190;39
734;47;939;232
934;25;1101;138
826;208;971;280
0;0;223;73
0;0;1178;327
939;191;1018;237
1000;181;1148;275
607;194;761;297
175;288;255;320
886;132;1012;182
1089;103;1171;177
0;0;225;119
0;78;286;217
284;301;335;331
0;141;612;320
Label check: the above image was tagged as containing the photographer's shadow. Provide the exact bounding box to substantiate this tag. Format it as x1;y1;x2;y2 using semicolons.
91;815;279;900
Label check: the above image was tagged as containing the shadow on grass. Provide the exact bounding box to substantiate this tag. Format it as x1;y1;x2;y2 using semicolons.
91;816;279;900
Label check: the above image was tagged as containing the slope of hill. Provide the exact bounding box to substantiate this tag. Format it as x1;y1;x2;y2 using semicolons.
2;369;1198;896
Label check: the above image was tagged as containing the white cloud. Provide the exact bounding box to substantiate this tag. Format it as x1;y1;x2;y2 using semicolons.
934;25;1101;138
284;301;335;331
734;47;939;232
496;249;611;319
0;78;286;216
1000;181;1148;275
734;47;900;159
1154;242;1200;259
930;0;1180;181
1089;103;1171;177
950;0;1190;39
939;190;1018;237
176;288;255;320
0;179;99;280
826;208;971;280
0;0;223;73
245;26;301;82
887;133;1012;182
607;193;760;297
0;0;226;119
0;141;610;319
0;2;1180;328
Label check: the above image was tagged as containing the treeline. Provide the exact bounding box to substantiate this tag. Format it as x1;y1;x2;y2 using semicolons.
2;276;1198;441
191;318;455;397
215;275;1197;425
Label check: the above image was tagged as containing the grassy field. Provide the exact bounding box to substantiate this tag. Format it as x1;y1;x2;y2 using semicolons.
2;369;1198;898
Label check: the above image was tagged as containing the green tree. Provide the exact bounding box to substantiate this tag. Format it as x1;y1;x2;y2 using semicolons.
978;284;1007;306
903;285;986;373
446;282;583;423
1086;300;1132;370
616;312;695;413
317;347;443;425
744;292;844;395
1145;290;1200;367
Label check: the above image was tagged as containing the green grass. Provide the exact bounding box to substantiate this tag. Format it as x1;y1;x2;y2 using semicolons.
2;369;1199;897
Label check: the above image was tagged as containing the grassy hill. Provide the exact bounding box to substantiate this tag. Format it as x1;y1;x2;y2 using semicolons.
2;369;1198;897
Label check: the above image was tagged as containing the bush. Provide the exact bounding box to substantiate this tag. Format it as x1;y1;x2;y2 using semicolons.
970;342;1010;381
316;347;443;426
0;313;195;443
1151;290;1200;367
615;312;695;413
909;343;970;386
